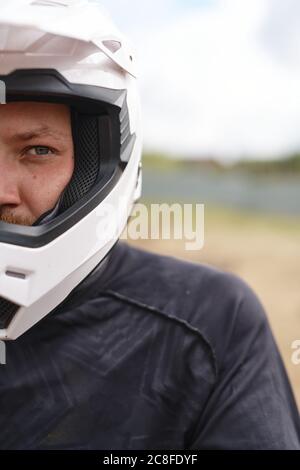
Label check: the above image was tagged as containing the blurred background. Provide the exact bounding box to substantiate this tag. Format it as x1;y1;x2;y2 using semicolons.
100;0;300;407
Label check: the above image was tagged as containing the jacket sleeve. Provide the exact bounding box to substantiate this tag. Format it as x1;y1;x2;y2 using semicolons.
187;278;300;450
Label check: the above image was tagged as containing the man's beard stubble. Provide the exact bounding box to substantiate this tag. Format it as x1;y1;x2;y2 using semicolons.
0;208;34;226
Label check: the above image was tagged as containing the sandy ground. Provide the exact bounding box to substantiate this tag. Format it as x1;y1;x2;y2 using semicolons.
123;204;300;408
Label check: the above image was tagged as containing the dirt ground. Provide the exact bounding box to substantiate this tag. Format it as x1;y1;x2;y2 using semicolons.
124;204;300;408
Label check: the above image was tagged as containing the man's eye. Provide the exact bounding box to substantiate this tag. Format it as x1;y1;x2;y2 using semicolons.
26;146;54;156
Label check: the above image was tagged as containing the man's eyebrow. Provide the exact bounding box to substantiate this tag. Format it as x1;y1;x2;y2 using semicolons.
12;126;67;142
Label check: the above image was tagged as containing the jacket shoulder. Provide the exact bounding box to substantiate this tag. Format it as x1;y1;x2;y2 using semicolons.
103;242;269;367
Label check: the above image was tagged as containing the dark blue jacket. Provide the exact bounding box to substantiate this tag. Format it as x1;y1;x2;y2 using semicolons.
1;241;299;449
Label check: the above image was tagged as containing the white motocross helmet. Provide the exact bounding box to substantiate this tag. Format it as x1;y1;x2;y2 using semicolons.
0;0;142;340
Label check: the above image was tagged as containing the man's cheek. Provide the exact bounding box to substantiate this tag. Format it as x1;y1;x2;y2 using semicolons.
21;157;73;217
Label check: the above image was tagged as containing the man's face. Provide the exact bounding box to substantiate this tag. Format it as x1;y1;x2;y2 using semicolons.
0;101;74;226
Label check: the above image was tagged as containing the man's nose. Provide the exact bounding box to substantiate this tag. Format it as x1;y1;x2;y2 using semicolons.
0;157;22;207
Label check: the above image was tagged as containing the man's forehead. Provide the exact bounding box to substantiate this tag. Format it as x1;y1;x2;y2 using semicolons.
0;124;69;143
6;125;68;142
0;102;71;141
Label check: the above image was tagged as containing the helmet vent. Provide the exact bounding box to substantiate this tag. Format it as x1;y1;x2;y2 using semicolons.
5;271;27;280
102;40;122;54
0;297;19;329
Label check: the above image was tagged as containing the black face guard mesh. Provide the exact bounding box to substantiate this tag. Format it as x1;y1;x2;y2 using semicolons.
60;111;101;212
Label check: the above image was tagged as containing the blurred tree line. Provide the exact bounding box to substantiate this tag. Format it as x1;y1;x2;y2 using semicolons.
143;152;300;177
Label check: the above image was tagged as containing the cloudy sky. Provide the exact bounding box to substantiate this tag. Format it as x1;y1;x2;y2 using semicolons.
99;0;300;161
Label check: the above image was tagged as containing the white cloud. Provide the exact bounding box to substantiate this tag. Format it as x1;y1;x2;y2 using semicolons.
262;0;300;70
101;0;300;160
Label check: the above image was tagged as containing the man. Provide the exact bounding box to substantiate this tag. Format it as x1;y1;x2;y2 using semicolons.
0;0;299;450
